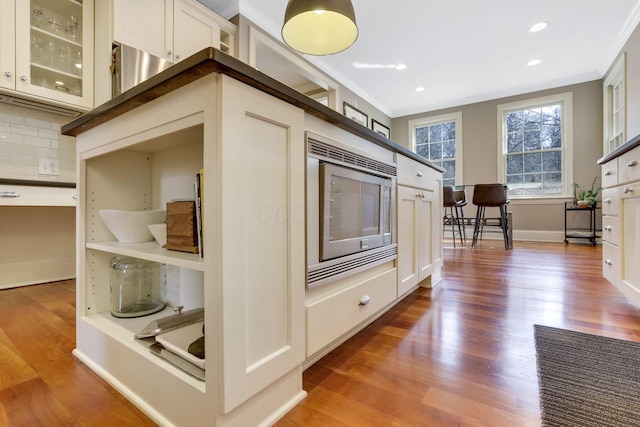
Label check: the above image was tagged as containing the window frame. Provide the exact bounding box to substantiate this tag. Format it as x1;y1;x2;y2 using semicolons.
496;92;574;199
408;111;463;186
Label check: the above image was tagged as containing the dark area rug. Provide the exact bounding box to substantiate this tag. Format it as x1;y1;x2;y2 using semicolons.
534;324;640;426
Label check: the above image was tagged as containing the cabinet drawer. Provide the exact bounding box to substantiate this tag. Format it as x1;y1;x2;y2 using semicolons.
601;187;619;216
397;155;434;190
601;215;620;246
619;147;640;185
601;160;618;188
602;242;621;286
306;268;396;356
620;181;640;200
0;185;77;206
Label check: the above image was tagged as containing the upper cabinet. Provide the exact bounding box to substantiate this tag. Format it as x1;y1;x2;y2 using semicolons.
113;0;235;63
0;0;93;110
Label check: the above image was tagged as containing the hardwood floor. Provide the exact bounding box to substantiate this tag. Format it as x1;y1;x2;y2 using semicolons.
2;242;639;426
277;242;640;426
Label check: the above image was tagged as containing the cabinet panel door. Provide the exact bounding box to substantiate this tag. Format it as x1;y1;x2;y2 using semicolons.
418;190;434;281
431;182;443;271
113;0;172;60
0;0;14;90
622;188;640;293
397;185;419;296
219;75;305;414
173;0;219;62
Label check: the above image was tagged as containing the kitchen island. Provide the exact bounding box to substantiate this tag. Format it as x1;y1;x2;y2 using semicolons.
62;48;442;427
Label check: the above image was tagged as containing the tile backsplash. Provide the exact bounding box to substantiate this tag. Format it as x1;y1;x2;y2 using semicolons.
0;103;76;183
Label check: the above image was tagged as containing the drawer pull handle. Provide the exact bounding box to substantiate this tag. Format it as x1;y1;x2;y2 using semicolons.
605;259;613;266
623;187;633;194
605;225;612;231
416;171;423;177
605;170;613;176
627;159;638;168
359;295;371;306
604;198;612;204
0;191;20;198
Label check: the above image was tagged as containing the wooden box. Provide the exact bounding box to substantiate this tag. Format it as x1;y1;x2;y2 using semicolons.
165;201;198;253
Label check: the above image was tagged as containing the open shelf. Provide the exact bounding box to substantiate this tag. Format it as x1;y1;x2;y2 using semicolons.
81;307;206;391
87;241;204;270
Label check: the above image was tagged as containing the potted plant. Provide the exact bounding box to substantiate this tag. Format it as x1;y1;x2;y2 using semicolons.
572;177;602;208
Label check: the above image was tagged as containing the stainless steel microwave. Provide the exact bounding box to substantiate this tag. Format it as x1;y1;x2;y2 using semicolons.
306;131;397;288
320;162;394;261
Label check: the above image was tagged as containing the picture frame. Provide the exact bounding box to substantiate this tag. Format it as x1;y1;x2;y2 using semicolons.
343;102;368;127
371;119;390;138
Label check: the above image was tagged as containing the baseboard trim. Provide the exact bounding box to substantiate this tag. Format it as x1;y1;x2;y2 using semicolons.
466;229;601;244
0;257;75;289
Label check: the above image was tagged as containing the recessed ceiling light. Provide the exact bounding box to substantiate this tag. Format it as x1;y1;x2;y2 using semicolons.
527;59;542;66
353;62;407;70
529;22;547;32
416;86;425;92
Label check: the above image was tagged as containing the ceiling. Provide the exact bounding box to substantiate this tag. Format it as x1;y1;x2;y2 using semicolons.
201;0;640;118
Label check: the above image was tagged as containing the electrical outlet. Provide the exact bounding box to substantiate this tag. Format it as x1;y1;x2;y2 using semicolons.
38;158;59;176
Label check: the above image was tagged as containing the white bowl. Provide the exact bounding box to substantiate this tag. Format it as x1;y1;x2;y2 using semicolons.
99;209;166;243
148;223;167;246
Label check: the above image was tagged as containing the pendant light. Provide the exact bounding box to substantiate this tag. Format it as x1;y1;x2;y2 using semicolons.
282;0;358;56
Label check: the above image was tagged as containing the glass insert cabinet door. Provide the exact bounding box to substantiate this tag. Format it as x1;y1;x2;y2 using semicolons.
15;0;93;108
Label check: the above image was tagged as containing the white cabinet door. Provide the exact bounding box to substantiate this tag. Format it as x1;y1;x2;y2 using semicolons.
0;0;14;91
622;182;640;296
219;75;305;414
397;183;437;297
113;0;173;61
430;182;443;277
4;0;93;108
397;185;420;296
418;188;435;282
173;0;219;62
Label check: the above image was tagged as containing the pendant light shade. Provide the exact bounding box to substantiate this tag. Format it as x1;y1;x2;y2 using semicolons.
282;0;358;56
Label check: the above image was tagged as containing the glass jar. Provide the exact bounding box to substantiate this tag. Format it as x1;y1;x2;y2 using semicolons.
110;256;167;318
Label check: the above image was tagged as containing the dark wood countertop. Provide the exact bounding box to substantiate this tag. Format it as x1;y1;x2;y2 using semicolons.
0;178;75;188
61;48;443;173
597;132;640;165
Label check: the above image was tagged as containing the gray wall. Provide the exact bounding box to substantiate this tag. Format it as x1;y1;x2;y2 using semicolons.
392;80;603;237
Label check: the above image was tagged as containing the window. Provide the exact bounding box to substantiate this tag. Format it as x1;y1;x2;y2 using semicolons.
604;54;625;154
497;93;573;198
409;112;462;187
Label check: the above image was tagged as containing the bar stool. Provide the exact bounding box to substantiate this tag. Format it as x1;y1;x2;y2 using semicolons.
454;188;468;243
443;186;465;247
471;184;510;250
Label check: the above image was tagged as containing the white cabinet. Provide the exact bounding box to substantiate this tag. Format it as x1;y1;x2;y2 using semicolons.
73;74;305;425
0;0;93;109
600;143;640;306
396;154;442;297
113;0;235;63
621;181;640;299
